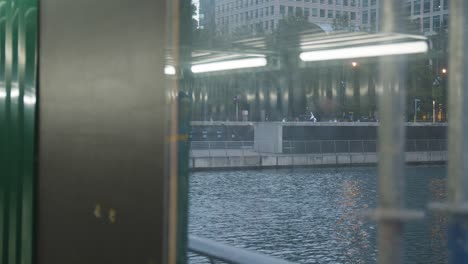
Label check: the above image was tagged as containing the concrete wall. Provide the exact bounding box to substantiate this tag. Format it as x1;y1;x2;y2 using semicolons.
254;123;283;153
190;151;447;169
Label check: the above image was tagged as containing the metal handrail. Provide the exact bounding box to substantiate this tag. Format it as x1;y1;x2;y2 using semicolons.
190;140;255;150
189;139;448;157
188;235;294;264
282;139;447;153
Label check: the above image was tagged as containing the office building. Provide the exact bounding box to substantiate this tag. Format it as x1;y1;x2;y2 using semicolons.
406;0;449;34
213;0;381;35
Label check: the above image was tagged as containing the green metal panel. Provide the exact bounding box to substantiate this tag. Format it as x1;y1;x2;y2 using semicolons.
0;0;37;263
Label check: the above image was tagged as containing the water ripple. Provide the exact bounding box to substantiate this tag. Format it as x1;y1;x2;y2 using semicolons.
189;166;447;264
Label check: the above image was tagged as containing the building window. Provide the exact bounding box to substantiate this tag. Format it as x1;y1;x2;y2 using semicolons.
362;10;368;24
433;0;441;11
350;12;356;20
328;9;333;18
371;0;376;6
255;9;258;18
423;17;430;32
336;10;341;18
405;2;411;16
443;14;449;29
304;8;310;17
320;9;325;17
280;5;285;15
271;20;274;29
343;0;348;5
343;11;348;19
312;8;318;16
336;0;341;5
433;15;441;31
328;0;333;4
350;0;356;6
320;0;325;4
443;0;448;10
363;0;368;8
414;0;421;15
271;6;274;15
288;6;294;15
424;0;431;13
370;9;376;23
296;7;303;16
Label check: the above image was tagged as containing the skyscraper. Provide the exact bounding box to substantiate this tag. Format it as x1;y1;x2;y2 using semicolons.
405;0;449;34
213;0;381;36
199;0;216;34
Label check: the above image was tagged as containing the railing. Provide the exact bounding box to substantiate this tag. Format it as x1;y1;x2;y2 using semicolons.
189;139;447;157
190;141;254;150
282;139;448;154
188;235;294;264
190;141;258;158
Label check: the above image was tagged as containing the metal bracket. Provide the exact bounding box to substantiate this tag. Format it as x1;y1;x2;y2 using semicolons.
365;208;425;222
428;202;468;216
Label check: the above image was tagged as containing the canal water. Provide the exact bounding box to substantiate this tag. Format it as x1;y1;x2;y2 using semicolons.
189;166;447;264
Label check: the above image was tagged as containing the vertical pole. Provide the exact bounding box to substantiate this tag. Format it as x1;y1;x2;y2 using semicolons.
447;0;468;262
236;100;239;121
376;1;407;264
433;100;436;124
414;99;416;122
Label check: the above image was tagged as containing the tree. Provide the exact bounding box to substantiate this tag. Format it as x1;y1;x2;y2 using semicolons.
332;16;357;32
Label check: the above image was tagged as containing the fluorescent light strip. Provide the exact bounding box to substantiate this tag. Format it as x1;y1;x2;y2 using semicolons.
164;65;176;75
191;58;267;73
301;35;411;50
300;41;428;62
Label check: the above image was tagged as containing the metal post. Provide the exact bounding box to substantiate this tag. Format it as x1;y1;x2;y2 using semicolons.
371;1;423;264
236;101;238;122
433;1;468;262
414;98;418;122
225;141;228;157
208;141;212;157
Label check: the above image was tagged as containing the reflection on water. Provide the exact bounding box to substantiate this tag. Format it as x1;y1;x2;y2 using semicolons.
189;166;447;264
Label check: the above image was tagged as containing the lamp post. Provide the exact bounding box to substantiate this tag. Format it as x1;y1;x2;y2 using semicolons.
233;95;239;121
414;98;420;122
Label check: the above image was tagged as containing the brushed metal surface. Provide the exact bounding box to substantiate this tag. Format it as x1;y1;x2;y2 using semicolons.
37;0;168;263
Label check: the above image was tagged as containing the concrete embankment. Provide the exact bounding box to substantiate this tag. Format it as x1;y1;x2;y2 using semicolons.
189;151;447;170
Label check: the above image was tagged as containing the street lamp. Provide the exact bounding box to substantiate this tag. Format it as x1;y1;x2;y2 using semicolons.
441;68;447;74
351;61;358;67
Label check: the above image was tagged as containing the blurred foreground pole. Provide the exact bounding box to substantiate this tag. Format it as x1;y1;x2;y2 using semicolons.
446;0;468;262
375;1;423;264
